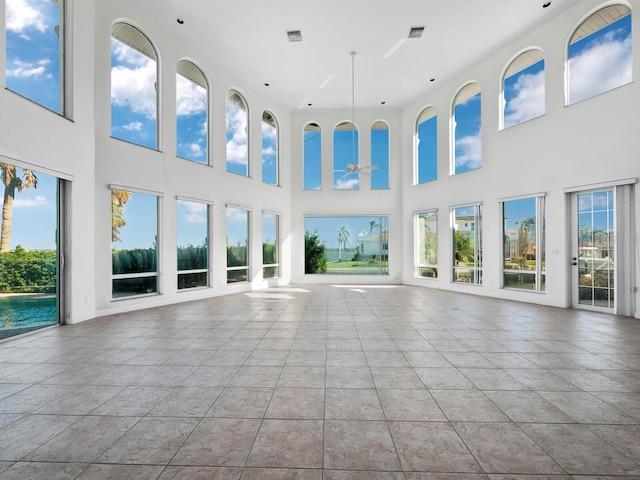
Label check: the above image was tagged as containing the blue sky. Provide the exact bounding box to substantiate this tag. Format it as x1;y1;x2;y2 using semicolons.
262;117;278;185
303;128;322;190
454;92;482;174
504;59;545;128
113;192;158;251
5;0;60;112
416;114;437;184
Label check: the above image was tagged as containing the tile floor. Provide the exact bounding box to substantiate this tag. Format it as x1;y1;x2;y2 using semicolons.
0;284;639;479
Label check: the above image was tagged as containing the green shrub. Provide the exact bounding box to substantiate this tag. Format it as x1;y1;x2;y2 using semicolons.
0;247;57;293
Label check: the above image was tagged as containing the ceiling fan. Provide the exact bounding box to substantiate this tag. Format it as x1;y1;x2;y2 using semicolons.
341;163;379;178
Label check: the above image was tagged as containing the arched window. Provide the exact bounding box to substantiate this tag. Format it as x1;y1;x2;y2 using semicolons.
415;106;437;184
303;122;321;190
262;111;279;185
502;49;545;129
226;89;249;177
452;82;481;175
371;121;389;189
568;4;632;104
111;22;158;150
333;121;358;190
176;60;208;164
5;0;66;114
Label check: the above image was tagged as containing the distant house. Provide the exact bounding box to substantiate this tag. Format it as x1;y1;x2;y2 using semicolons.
358;230;388;259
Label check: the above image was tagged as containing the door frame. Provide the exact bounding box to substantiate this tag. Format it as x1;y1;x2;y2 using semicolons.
565;179;636;316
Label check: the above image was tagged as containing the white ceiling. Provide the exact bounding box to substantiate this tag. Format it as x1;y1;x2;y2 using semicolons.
129;0;580;111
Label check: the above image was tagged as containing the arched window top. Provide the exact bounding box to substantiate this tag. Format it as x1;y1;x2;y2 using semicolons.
504;49;544;78
177;59;207;89
228;88;248;109
263;110;277;128
453;82;481;105
417;106;437;125
112;22;157;61
570;4;631;45
304;122;321;132
371;120;389;130
567;4;632;104
335;120;357;131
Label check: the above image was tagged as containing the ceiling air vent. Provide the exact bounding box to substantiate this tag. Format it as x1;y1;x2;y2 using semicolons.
408;26;425;39
287;30;302;42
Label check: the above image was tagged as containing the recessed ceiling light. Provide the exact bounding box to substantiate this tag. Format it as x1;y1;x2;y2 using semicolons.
408;26;425;39
264;83;270;87
542;2;551;7
381;101;386;105
176;18;184;24
307;103;312;106
287;30;302;42
430;78;435;82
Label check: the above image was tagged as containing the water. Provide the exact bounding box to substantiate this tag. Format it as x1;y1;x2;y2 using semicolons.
0;295;57;339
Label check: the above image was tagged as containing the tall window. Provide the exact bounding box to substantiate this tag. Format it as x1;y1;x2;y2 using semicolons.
371;121;389;189
176;60;208;164
226;90;249;177
111;23;158;150
177;199;210;290
262;111;279;185
333;121;359;190
502;196;545;291
452;204;482;285
111;188;159;298
502;50;545;129
5;0;65;114
303;216;389;275
303;123;322;190
226;206;249;283
262;212;279;278
0;160;60;339
452;83;481;175
568;5;632;105
415;106;438;184
415;211;438;278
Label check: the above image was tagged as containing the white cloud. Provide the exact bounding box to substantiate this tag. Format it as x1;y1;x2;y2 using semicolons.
111;41;157;119
504;70;545;128
121;121;143;132
226;207;248;224
569;29;632;104
6;0;46;35
225;102;248;165
335;177;359;189
262;146;276;157
181;143;204;158
455;132;482;170
13;195;48;208
6;58;51;79
176;74;207;116
180;201;207;224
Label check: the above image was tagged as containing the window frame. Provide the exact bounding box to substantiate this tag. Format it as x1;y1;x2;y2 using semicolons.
110;185;163;300
500;193;546;292
226;205;250;284
414;210;438;279
176;59;209;165
500;48;545;130
415;106;438;185
110;22;159;150
451;82;482;176
226;89;250;177
176;196;212;291
262;211;280;279
261;111;279;186
5;0;69;116
451;203;482;285
303;122;322;190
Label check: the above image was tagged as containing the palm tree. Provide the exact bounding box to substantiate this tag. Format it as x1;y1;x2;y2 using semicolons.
0;164;38;253
369;220;380;237
111;189;132;243
336;226;350;262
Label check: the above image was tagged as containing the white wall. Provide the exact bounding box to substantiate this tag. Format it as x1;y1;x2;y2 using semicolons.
401;0;639;316
290;108;405;285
